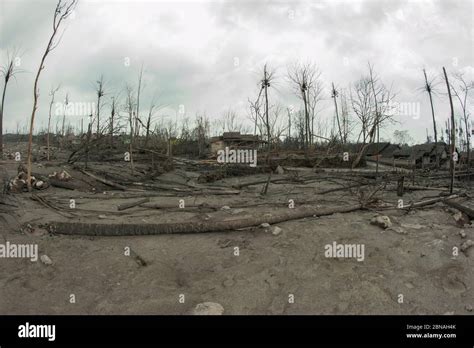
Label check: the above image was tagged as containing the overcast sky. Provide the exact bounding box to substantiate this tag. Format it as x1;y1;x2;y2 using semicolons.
0;0;473;142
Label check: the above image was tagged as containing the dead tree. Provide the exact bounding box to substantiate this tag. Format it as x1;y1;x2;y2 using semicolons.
287;107;292;139
125;83;135;174
351;76;375;145
422;69;438;145
195;113;209;157
308;76;324;145
352;64;396;169
443;67;456;194
368;63;380;175
47;84;61;160
135;65;144;140
109;93;121;148
95;75;105;137
0;50;23;156
288;62;320;148
248;89;263;136
451;72;473;166
144;96;157;148
261;64;274;150
331;82;344;143
339;89;351;143
26;0;77;191
84;114;93;168
60;92;68;148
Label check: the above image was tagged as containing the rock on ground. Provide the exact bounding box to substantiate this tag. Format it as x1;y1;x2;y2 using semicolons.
460;240;474;252
40;255;53;265
192;302;224;315
370;215;392;229
271;226;282;236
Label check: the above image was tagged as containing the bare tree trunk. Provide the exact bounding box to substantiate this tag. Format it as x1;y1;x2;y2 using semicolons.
129;112;135;174
0;81;7;157
332;83;343;143
84;120;92;169
60;93;68;150
144;116;151;147
443;67;456;194
95;75;105;137
27;1;77;191
302;87;309;148
135;66;143;143
287;108;291;140
368;66;379;177
110;96;115;148
423;69;438;144
47;93;54;161
424;69;439;168
464;117;470;167
264;65;270;151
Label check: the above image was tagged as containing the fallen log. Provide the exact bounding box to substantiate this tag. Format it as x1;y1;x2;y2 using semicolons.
404;194;460;209
117;198;150;211
444;199;474;219
48;203;363;236
405;185;450;191
48;178;77;190
79;169;127;191
316;183;368;195
31;194;76;218
233;177;297;189
128;182;190;192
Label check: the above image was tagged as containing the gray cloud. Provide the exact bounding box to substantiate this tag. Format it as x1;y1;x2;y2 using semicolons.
0;0;472;142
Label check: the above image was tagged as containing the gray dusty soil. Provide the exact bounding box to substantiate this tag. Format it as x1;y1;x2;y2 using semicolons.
0;143;473;315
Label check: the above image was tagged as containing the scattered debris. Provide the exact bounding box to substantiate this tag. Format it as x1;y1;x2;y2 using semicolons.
459;230;467;238
453;211;470;227
460;240;474;252
48;170;72;181
275;165;285;174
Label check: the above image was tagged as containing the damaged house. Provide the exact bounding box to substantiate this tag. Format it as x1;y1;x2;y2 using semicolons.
210;132;261;154
393;142;449;168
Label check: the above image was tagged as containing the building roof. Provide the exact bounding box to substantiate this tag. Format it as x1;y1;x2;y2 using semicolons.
363;142;391;156
394;142;448;160
211;132;259;143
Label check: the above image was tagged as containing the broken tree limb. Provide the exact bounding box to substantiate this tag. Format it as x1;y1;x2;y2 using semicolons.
31;194;75;218
233;177;297;189
316;183;368;195
444;199;474;219
404;194;460;210
117;198;150;211
78;169;127;191
48;203;363;236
